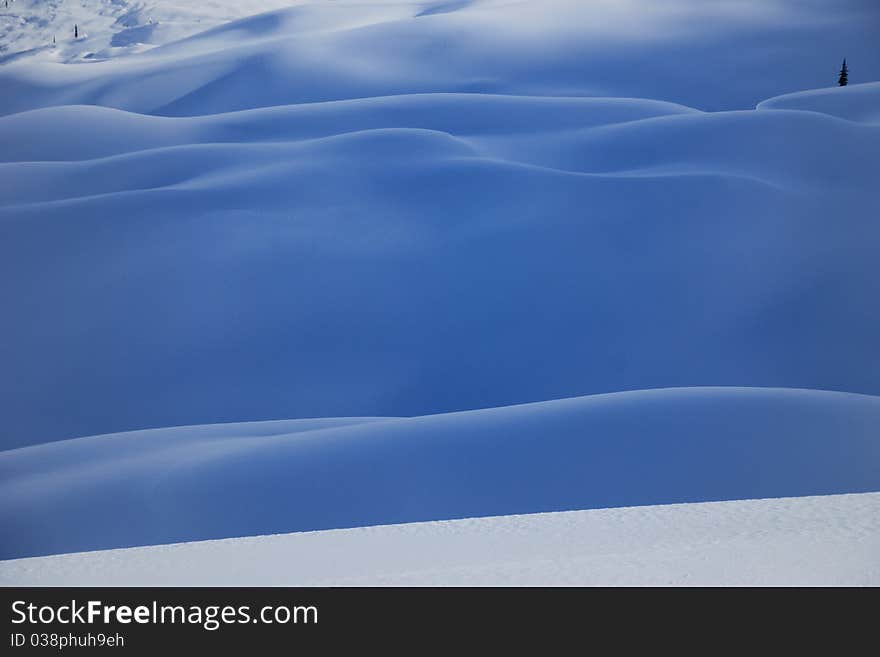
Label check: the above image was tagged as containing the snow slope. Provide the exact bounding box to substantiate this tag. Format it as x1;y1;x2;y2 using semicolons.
2;387;879;559
3;492;878;586
2;0;879;114
0;0;302;64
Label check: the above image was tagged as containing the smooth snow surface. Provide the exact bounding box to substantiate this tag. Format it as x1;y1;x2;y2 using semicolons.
757;82;880;125
3;493;878;586
2;387;879;559
2;81;880;448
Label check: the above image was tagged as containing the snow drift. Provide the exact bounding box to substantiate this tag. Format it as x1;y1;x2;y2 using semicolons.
757;81;880;125
2;387;879;559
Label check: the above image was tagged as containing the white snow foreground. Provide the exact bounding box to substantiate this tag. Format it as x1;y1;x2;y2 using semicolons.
2;493;878;586
2;387;879;561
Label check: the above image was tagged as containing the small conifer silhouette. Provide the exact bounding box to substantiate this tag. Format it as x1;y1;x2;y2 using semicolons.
74;24;78;39
838;58;848;86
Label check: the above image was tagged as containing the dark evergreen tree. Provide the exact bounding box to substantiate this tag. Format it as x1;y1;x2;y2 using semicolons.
74;24;78;39
838;58;848;86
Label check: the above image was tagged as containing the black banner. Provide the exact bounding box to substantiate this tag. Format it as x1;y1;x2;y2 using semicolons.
0;587;871;651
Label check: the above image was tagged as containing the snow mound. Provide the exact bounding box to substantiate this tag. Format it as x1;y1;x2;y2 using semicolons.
2;387;879;559
758;82;880;125
0;94;696;163
2;492;878;586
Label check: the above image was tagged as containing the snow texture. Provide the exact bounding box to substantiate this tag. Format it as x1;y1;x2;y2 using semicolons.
2;492;878;586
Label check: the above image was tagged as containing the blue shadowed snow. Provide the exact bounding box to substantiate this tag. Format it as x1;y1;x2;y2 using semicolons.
1;86;880;447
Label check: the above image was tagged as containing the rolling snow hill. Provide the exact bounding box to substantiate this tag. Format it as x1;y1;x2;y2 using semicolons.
2;387;879;559
2;81;879;448
2;1;879;112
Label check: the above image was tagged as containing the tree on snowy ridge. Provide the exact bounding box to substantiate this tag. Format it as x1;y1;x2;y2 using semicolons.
838;58;848;86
